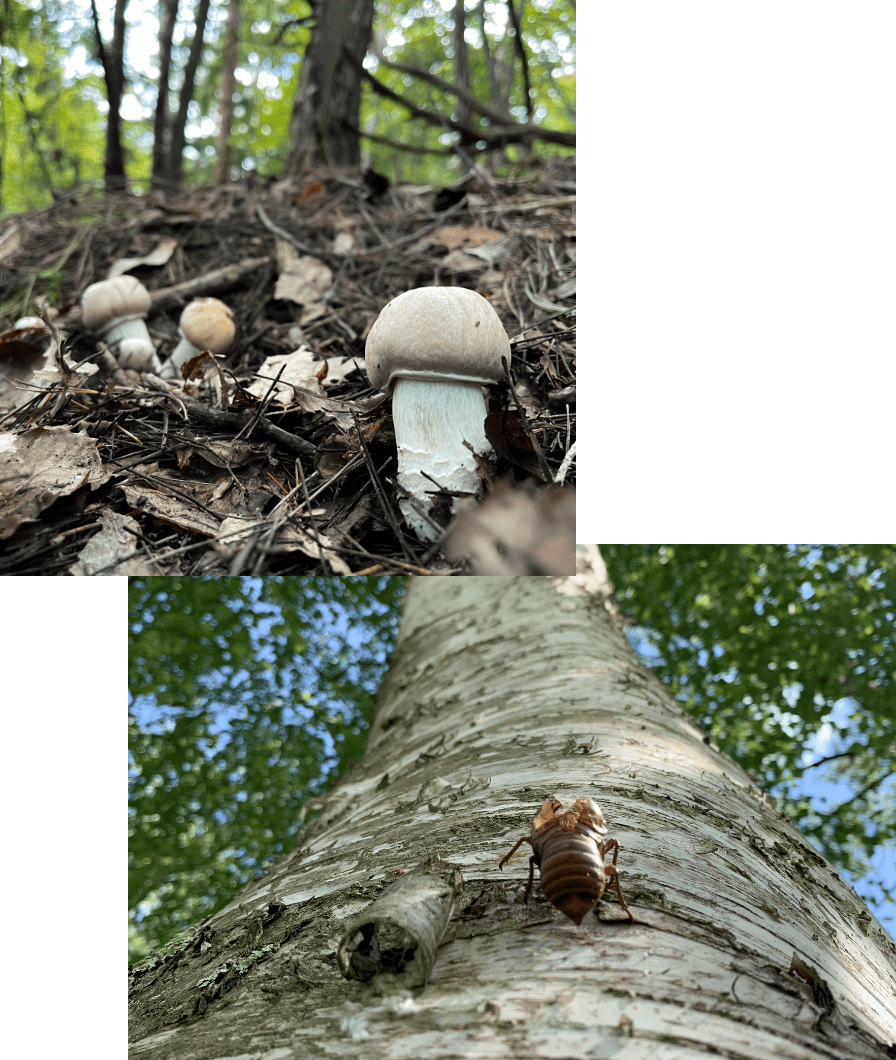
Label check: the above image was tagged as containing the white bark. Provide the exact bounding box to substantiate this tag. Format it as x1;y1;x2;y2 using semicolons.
129;562;896;1058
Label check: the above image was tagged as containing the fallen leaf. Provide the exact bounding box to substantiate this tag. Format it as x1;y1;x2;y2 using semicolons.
69;509;161;575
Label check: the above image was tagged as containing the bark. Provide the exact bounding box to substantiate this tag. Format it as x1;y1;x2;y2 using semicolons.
165;0;213;189
128;559;896;1058
214;0;242;184
284;0;375;177
89;0;128;189
151;0;178;190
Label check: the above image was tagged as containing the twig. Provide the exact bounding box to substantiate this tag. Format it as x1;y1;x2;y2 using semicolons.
351;409;414;562
167;393;317;456
256;200;466;262
501;356;553;484
555;440;576;487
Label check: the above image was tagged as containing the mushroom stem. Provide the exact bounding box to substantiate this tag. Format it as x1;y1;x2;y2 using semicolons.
118;333;163;373
104;313;152;355
160;298;237;379
163;335;203;376
364;285;510;541
80;275;160;371
391;377;490;540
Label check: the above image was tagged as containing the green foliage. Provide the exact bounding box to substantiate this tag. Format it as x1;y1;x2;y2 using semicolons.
0;0;106;214
360;0;575;184
602;544;895;917
128;575;406;965
1;0;575;208
130;552;894;961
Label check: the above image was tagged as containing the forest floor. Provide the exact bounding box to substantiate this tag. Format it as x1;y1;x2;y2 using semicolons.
0;159;575;576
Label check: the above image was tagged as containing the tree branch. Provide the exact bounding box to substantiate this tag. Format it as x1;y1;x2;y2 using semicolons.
349;50;575;149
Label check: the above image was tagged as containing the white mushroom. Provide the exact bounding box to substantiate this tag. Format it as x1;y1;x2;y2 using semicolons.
118;337;160;370
161;297;237;379
12;317;53;357
81;275;161;372
2;317;53;376
13;316;49;331
365;286;510;540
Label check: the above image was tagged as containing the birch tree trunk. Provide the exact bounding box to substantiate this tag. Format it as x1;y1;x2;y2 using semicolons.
128;560;896;1058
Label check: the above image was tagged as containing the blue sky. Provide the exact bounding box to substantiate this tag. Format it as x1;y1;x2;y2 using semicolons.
626;622;894;935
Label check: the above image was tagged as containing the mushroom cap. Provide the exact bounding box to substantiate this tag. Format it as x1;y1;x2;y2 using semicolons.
365;286;510;396
179;298;237;355
81;275;151;331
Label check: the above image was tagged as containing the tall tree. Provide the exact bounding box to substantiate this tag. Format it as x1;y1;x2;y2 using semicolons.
284;0;376;175
150;0;177;189
128;563;896;1057
164;0;213;188
89;0;128;189
214;0;242;184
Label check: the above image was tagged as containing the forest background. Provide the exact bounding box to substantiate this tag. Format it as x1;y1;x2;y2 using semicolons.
128;548;895;966
0;0;575;215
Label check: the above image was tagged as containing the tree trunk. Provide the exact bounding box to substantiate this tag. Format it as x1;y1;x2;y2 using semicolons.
128;562;896;1057
150;0;178;192
283;0;375;177
89;0;128;189
165;0;212;189
214;0;242;184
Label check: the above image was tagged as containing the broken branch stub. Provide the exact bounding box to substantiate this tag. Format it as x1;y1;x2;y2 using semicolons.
337;858;463;987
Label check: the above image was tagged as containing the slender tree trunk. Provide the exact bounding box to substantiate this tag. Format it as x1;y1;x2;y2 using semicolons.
283;0;375;177
128;563;896;1058
151;0;178;190
452;0;474;173
214;0;242;184
165;0;212;189
89;0;128;189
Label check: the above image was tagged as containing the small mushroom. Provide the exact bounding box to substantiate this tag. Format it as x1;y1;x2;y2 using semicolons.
365;286;510;540
12;317;54;358
161;298;237;379
13;316;49;331
0;317;53;380
116;337;160;371
80;275;161;372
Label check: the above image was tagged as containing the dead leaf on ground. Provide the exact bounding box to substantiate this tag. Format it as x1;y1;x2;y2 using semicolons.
108;237;178;278
69;508;161;575
445;479;575;574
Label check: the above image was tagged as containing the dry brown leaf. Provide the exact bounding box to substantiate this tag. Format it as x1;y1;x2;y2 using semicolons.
444;479;575;575
69;509;161;575
108;237;178;278
121;483;220;537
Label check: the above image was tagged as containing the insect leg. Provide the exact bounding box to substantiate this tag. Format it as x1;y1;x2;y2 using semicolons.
522;854;537;904
603;837;621;866
498;834;531;870
603;864;634;922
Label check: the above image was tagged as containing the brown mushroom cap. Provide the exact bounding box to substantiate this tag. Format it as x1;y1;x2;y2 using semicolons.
365;286;510;396
179;298;237;355
81;275;152;332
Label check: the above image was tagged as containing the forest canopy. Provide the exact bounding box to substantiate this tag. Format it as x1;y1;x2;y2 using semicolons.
0;0;575;215
128;550;895;964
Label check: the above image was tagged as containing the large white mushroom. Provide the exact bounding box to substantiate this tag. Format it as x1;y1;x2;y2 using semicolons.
81;275;161;372
161;297;237;379
365;286;510;540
